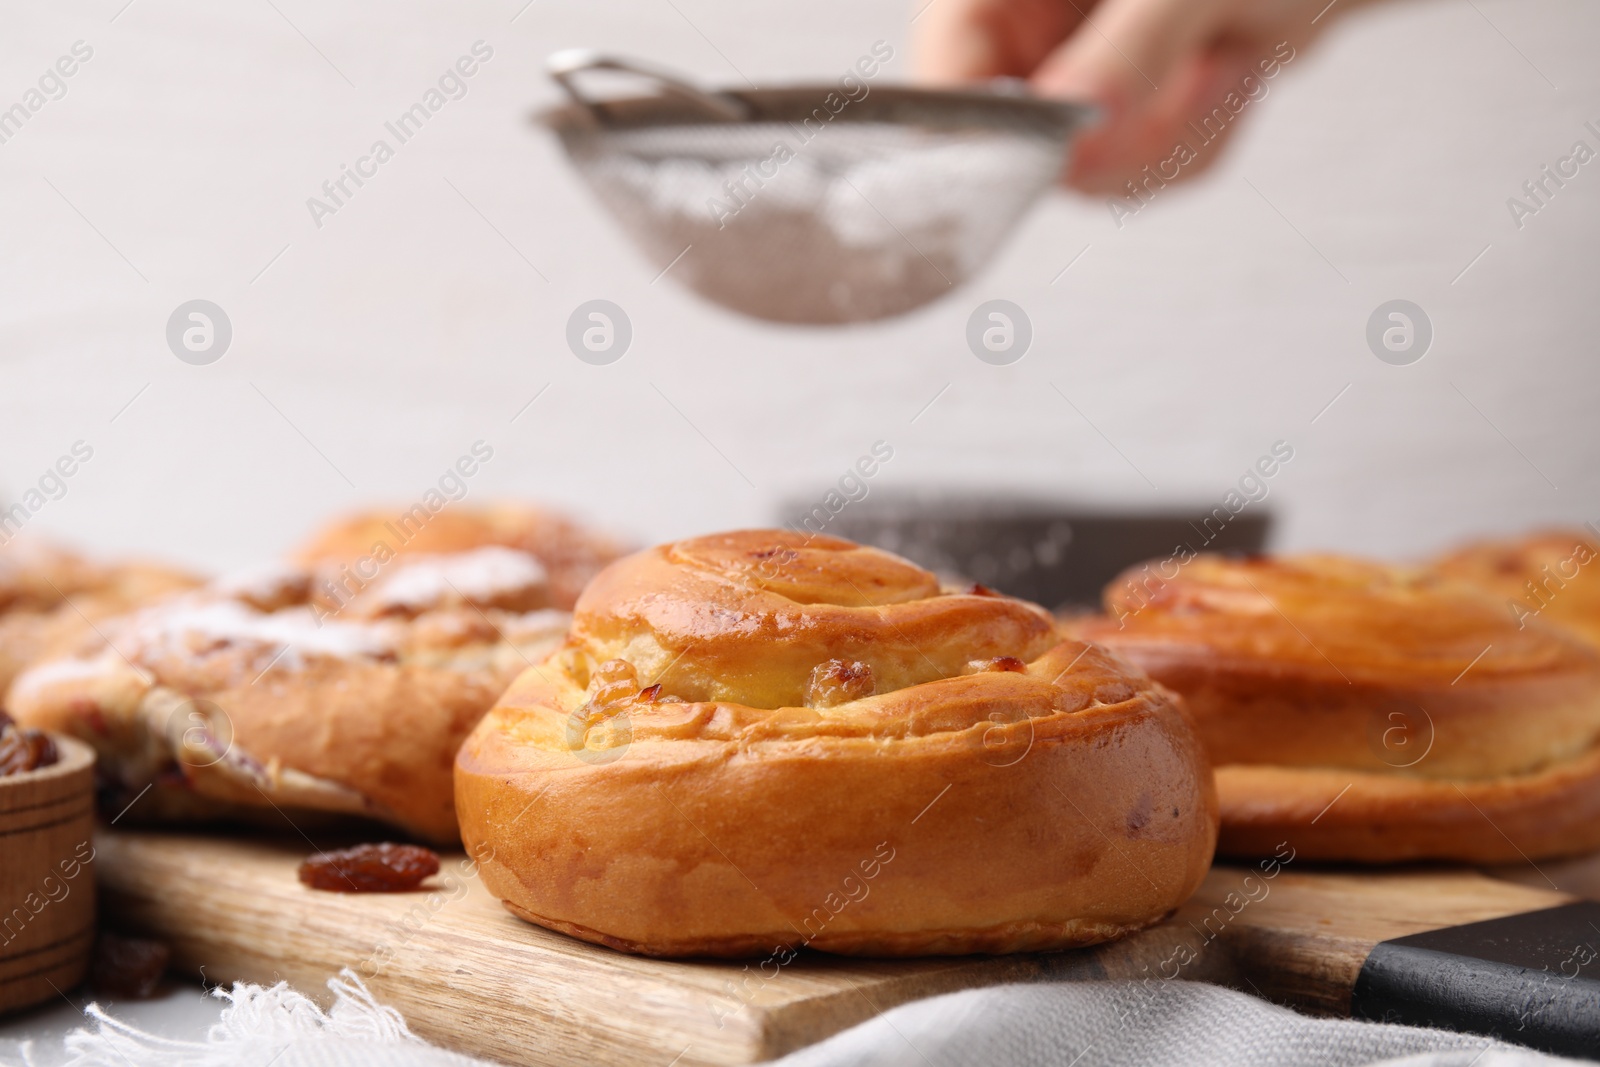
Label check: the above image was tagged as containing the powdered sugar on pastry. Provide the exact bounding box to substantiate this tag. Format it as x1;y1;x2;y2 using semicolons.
210;561;312;607
366;547;548;612
8;650;124;691
502;608;570;638
128;600;397;668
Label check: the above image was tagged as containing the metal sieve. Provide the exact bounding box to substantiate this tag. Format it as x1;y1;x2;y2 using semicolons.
540;51;1094;325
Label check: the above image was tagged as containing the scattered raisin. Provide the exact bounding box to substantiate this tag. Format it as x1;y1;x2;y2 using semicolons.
0;712;58;776
637;683;663;703
298;843;440;893
91;934;171;999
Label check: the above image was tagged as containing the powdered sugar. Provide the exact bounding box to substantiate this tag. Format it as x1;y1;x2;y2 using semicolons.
9;652;124;693
367;547;548;611
504;607;570;630
129;599;397;667
210;561;309;604
500;608;572;642
570;119;1070;323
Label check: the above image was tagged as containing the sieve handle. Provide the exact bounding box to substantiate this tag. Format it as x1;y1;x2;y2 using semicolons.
547;50;752;124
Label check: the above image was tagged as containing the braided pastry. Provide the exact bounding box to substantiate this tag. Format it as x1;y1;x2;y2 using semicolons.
294;503;627;610
0;540;198;698
456;530;1216;958
1073;553;1600;863
10;546;568;842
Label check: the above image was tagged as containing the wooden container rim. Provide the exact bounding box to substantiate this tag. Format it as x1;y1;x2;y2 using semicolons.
0;733;95;794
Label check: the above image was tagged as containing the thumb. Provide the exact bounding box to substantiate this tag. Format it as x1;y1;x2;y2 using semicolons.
1030;0;1234;192
1031;0;1225;113
914;0;1083;85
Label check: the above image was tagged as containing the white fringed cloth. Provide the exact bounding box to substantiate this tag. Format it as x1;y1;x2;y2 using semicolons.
0;973;1587;1067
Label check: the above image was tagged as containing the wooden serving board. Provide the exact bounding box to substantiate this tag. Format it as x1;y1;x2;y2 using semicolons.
93;829;1587;1065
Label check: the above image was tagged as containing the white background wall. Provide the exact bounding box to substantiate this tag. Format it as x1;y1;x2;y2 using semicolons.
1;0;1595;573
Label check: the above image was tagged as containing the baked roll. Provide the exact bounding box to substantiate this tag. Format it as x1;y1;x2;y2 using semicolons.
0;540;198;699
1073;553;1600;863
294;504;626;610
10;546;569;842
1430;528;1600;647
456;530;1216;958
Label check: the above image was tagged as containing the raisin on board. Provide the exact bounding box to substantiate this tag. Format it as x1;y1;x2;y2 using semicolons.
297;843;440;893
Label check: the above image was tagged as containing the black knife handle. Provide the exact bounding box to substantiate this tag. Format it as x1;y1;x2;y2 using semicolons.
1351;901;1600;1058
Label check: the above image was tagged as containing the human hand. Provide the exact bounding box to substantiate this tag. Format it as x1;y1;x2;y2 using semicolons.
915;0;1367;194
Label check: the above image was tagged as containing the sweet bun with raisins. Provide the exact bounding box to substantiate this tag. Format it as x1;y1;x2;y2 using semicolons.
1429;528;1600;647
456;530;1216;958
1072;553;1600;863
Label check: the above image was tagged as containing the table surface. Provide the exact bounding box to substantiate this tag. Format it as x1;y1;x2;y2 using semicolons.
0;979;219;1054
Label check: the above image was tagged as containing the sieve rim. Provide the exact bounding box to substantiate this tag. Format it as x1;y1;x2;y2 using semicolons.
537;84;1095;143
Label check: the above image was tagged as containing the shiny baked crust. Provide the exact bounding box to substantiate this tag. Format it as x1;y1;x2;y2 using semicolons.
1073;553;1600;863
0;540;199;699
294;504;626;610
1430;528;1600;647
9;547;569;842
456;530;1217;958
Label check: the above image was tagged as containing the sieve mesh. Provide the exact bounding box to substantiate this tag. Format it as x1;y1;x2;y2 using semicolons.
543;56;1092;325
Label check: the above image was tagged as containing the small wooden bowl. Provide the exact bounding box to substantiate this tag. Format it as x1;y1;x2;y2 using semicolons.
0;735;96;1015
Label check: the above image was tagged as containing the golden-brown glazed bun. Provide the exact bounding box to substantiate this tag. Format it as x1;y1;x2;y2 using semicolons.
1073;553;1600;863
10;547;569;842
0;540;199;699
456;530;1216;959
1430;528;1600;647
294;504;626;610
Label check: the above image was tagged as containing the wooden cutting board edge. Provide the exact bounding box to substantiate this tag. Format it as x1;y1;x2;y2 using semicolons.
92;830;1580;1066
96;831;1095;1064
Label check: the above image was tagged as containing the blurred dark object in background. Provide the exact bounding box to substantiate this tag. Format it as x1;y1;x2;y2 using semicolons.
783;494;1271;611
90;933;171;1000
